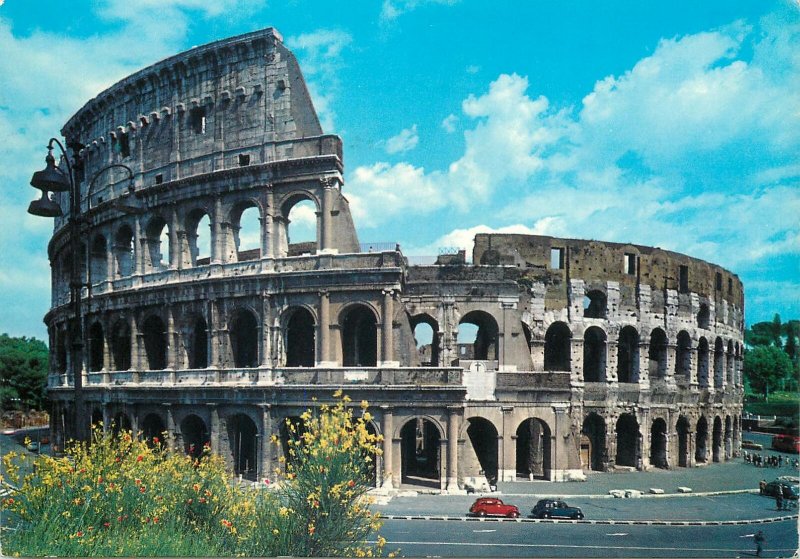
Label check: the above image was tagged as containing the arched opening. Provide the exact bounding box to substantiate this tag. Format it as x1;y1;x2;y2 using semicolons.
111;320;131;371
712;416;722;463
695;416;708;463
466;417;498;483
581;413;606;472
90;235;107;284
280;416;307;470
724;415;733;459
88;321;105;372
583;327;607;382
544;322;571;371
233;203;261;262
617;326;639;383
112;412;132;437
180;414;208;459
284;197;318;256
341;305;377;367
189;316;209;369
675;331;691;378
697;337;710;387
227;413;258;480
615;413;639;468
648;328;668;379
230;309;259;368
56;330;68;374
142;315;167;370
583;290;607;319
714;338;724;388
114;225;135;277
726;340;734;385
285;308;315;367
515;418;551;480
400;418;441;488
145;216;170;271
676;416;690;467
91;408;103;431
458;311;499;362
411;315;439;367
187;209;211;266
141;414;166;447
697;303;710;329
650;418;668;469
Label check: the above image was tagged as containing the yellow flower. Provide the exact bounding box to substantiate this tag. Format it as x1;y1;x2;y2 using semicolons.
360;400;369;409
272;528;280;536
333;389;343;398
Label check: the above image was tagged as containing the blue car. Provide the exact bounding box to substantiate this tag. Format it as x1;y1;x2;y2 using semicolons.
531;499;584;520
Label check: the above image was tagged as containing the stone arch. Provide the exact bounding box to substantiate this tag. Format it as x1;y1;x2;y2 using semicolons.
615;413;639;468
458;310;499;361
544;321;571;371
400;417;442;488
581;412;606;472
284;306;316;367
340;303;378;367
410;313;440;366
180;414;208;459
230;199;262;262
515;418;552;480
697;337;710;387
229;307;260;368
583;289;607;319
110;319;131;371
279;192;320;257
114;224;135;277
112;411;132;436
188;314;209;369
675;331;691;378
648;328;668;379
90;233;108;284
141;413;166;447
724;415;733;459
712;415;723;463
695;416;708;463
726;340;735;385
583;326;607;382
144;215;170;271
227;413;259;480
713;337;724;388
676;415;691;467
650;417;668;469
697;303;710;329
88;320;105;372
142;314;167;370
186;208;212;266
465;417;499;483
617;326;639;383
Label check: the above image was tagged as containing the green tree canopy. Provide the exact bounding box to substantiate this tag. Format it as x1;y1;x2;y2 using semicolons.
0;334;49;411
744;345;793;400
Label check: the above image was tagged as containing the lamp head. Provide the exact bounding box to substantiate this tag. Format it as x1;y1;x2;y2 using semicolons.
28;190;63;217
30;151;70;192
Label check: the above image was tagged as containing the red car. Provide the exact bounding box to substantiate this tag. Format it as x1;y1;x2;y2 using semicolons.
469;497;520;518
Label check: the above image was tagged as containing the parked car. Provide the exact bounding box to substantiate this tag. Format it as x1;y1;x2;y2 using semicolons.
771;434;800;454
469;497;520;518
531;499;584;519
763;480;799;500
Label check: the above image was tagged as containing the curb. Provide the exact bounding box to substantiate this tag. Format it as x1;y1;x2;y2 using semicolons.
379;514;799;526
490;488;760;499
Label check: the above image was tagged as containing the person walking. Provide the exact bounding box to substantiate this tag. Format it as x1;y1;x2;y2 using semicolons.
776;489;783;511
754;530;765;557
759;479;767;495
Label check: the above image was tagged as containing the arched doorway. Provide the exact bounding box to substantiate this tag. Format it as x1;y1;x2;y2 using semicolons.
88;321;105;372
114;225;135;277
341;305;377;367
232;203;261;262
697;337;710;387
189;316;209;369
186;209;211;266
650;418;668;469
144;216;170;271
675;331;691;378
458;311;499;361
583;290;607;318
516;418;551;480
90;235;107;284
581;413;606;472
411;314;439;366
583;327;607;382
280;416;308;470
111;320;131;371
180;414;208;459
141;414;166;447
466;417;498;483
142;315;167;370
285;308;316;367
615;414;639;468
712;416;722;463
112;412;132;437
714;338;724;388
230;309;259;368
91;408;103;432
617;326;639;383
544;322;571;371
400;418;441;488
648;328;668;379
695;416;708;463
227;414;258;480
676;416;690;467
724;415;733;459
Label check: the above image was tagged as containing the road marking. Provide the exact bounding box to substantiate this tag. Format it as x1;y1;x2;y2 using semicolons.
472;529;496;533
606;532;628;536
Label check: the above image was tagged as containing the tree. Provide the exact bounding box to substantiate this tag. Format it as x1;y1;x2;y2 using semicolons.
0;334;49;411
744;345;793;400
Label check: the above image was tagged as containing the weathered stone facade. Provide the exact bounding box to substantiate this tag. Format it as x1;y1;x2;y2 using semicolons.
45;28;743;491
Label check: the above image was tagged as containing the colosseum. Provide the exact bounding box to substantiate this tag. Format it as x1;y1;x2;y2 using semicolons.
43;27;744;491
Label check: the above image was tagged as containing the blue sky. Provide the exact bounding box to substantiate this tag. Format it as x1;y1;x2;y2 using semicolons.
1;0;798;341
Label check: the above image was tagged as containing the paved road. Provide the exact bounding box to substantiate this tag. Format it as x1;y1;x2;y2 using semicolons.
375;517;799;558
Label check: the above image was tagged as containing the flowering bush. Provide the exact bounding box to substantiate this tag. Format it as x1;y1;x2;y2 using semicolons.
1;393;392;557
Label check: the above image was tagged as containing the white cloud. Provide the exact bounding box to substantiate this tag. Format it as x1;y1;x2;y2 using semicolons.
385;124;419;154
441;114;458;133
380;0;460;22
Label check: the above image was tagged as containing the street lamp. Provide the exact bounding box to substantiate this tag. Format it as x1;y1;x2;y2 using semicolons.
28;137;134;443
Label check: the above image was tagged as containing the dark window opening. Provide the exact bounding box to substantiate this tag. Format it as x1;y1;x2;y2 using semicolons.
550;247;565;270
181;415;208;459
115;132;130;158
697;337;710;387
190;317;208;369
677;416;691;467
675;331;691;377
155;174;163;185
648;328;668;379
714;337;724;388
88;322;104;372
190;107;207;134
467;417;498;482
678;265;689;293
285;308;315;367
544;322;571;371
401;418;441;485
142;414;166;448
582;413;606;472
583;290;607;319
583;327;607;382
227;414;258;481
230;310;259;368
615;413;639;468
142;315;167;370
695;417;708;463
697;304;710;329
238;153;250;166
342;305;377;367
624;253;636;275
650;419;668;469
111;321;131;370
617;326;639;383
515;418;551;479
727;277;733;293
715;272;722;290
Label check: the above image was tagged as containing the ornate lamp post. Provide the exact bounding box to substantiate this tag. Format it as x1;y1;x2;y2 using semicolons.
28;138;134;442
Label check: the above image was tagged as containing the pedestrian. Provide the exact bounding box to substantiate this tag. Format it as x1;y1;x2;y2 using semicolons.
776;490;783;511
778;455;782;467
754;530;765;557
781;485;793;510
759;479;767;495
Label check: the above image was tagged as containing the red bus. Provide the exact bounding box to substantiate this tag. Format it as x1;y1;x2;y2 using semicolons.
771;434;800;453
